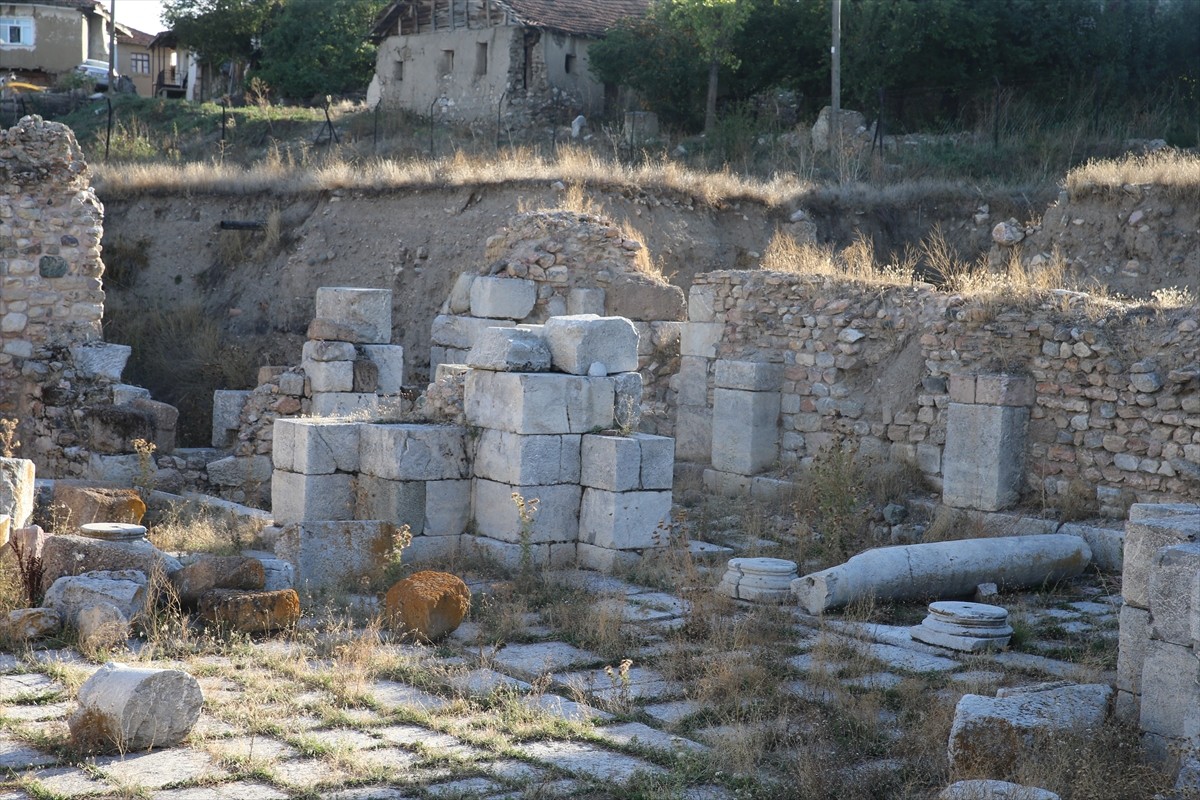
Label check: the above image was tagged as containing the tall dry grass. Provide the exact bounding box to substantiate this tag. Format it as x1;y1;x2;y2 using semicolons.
1066;149;1200;202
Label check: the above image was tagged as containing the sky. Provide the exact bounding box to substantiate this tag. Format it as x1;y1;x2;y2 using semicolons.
113;0;167;36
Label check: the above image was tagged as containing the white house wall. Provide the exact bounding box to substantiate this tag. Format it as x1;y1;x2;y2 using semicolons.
541;32;604;117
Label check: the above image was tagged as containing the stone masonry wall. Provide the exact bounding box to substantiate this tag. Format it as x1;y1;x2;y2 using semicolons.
679;270;1200;511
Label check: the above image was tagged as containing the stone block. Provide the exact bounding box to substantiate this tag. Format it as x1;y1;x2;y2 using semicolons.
577;542;642;572
51;481;145;526
314;287;392;344
1058;522;1123;573
917;443;942;475
354;358;379;392
40;535;176;594
470;479;581;544
674;357;710;408
69;663;203;753
674;405;712;462
206;455;272;488
949;375;976;404
1117;604;1149;696
1140;639;1200;740
44;571;147;625
384;571;471;641
359;423;468;481
309;392;378;418
431;314;516;349
1129;503;1200;521
472;430;580;485
542;315;639;375
637;433;675;490
581;433;672;491
1;458;36;528
703;468;752;497
424;479;471;537
445;272;475;313
360;344;406;393
275;520;397;591
464;371;614;435
404;533;463;564
302;340;356;362
711;388;780;475
278;371;305;396
680;322;723;358
3;607;61;641
211;390;251;448
302;359;354;393
429;345;469;372
270;469;354;525
469;276;536;319
975;374;1034;407
579;488;671;550
1124;515;1200;608
948;683;1112;775
1148;542;1200;644
272;418;361;474
128;398;179;454
170;556;265;606
112;384;150;405
688;285;716;323
355;475;426;533
466;327;551;372
568;287;606;316
938;782;1060;800
714;360;784;391
258;365;287;384
466;535;551;570
70;342;131;381
198;588;300;633
613;371;644;431
605;274;685;321
942;403;1029;511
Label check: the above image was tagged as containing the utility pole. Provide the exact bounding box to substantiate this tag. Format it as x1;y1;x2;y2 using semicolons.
830;0;841;155
107;0;117;94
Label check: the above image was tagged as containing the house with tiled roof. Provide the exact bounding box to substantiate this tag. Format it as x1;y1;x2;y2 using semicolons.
1;0;117;85
115;25;154;95
367;0;649;126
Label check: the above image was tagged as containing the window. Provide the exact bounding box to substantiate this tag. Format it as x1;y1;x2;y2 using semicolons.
439;50;454;74
564;54;575;74
394;59;404;80
0;17;33;46
130;53;150;74
475;42;487;76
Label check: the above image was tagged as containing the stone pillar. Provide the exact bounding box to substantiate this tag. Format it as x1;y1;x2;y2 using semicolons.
941;373;1032;512
673;284;721;462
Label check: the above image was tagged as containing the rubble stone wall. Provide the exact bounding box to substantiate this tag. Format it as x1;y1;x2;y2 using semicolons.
681;270;1200;511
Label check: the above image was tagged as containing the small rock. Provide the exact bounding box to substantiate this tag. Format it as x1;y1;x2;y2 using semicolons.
587;361;608;377
975;583;1000;602
992;220;1025;246
882;503;907;524
76;602;130;650
3;607;61;641
44;571;147;626
385;571;471;642
69;662;203;752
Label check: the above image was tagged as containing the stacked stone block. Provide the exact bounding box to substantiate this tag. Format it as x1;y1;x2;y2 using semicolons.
942;373;1033;512
1114;502;1200;775
430;276;532;370
703;360;784;495
578;432;674;569
304;287;401;417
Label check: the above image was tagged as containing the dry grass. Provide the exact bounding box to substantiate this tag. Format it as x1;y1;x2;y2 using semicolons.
146;500;265;554
1066;149;1200;203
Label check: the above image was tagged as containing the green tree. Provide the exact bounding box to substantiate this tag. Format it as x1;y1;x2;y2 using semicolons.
256;0;386;100
163;0;280;97
668;0;752;132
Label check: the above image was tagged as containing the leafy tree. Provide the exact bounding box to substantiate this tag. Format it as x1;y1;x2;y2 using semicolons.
667;0;753;132
255;0;386;100
163;0;280;97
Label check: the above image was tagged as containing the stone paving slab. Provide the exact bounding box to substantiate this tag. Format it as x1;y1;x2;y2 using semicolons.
426;777;502;797
205;735;299;761
357;746;421;770
643;699;703;726
449;668;532;697
520;693;612;722
94;749;226;790
0;736;56;769
368;679;450;712
596;721;707;753
2;700;72;721
0;654;22;673
269;757;349;789
303;727;382;751
375;724;481;759
517;740;665;783
489;641;600;681
0;673;63;701
325;788;415;800
22;766;110;796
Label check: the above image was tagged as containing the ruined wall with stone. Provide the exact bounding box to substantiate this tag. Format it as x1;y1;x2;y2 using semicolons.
678;270;1200;511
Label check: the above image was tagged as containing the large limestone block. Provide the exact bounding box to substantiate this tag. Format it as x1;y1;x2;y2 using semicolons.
51;481;146;526
424;479;471;537
355;475;426;533
612;372;644;432
469;276;536;320
302;340;356;362
467;326;552;372
76;602;130;650
568;287;605;316
1148;542;1200;644
431;314;516;349
0;457;35;528
309;392;379;418
40;536;177;594
581;433;674;492
314;287;392;344
542;315;639;375
1057;522;1123;573
1129;503;1200;521
360;344;405;392
275;520;396;591
471;479;581;544
206;455;272;488
711;388;780;475
69;343;131;381
198;588;300;633
302;359;354;393
44;571;147;625
69;662;203;752
1116;604;1149;697
464;371;614;435
714;360;784;391
948;683;1112;775
1124;515;1200;609
672;356;709;407
579;488;672;550
270;469;354;525
272;418;361;475
604;274;685;321
211;390;251;448
792;535;1091;615
674;405;713;462
472;430;581;485
942;403;1029;511
680;322;722;358
359;424;468;481
1140;639;1200;740
385;571;471;641
169;556;266;606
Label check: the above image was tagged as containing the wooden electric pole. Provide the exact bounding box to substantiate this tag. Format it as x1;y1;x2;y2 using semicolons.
107;0;117;94
831;0;841;155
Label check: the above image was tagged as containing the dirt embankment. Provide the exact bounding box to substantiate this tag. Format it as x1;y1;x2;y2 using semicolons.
100;183;1035;382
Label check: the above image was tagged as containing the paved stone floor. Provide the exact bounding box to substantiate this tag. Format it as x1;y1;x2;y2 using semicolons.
0;567;1121;800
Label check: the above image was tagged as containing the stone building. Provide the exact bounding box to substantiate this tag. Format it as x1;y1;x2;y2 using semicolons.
367;0;648;126
0;0;116;85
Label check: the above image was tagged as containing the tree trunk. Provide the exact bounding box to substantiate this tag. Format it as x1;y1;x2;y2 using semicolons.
704;58;719;133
